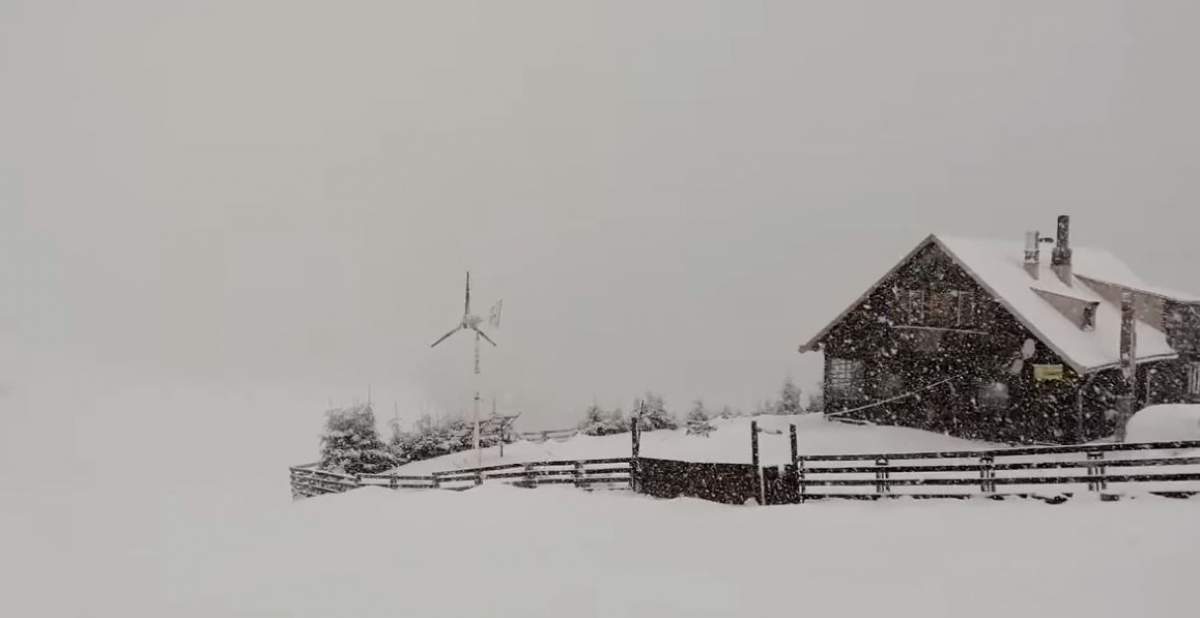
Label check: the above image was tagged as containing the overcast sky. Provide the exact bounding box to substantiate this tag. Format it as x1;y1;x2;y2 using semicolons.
4;1;1199;432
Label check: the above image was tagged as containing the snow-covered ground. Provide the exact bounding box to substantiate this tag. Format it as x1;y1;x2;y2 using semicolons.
4;374;1198;617
165;485;1197;618
393;414;996;474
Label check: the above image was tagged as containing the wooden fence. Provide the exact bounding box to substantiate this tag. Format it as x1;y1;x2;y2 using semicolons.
292;418;1200;504
791;439;1200;502
290;457;631;499
515;428;580;443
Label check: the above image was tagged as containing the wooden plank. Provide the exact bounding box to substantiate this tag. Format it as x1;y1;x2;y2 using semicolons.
804;456;1200;475
797;439;1200;463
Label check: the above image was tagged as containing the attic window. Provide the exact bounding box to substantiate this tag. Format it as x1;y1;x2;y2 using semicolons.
1082;304;1097;331
901;290;925;324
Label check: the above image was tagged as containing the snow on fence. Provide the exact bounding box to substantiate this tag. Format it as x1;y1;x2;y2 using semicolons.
289;458;632;499
792;439;1200;502
515;428;580;443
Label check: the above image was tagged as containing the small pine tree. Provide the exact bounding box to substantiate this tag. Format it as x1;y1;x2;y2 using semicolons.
685;400;716;437
805;391;824;414
778;377;803;416
319;403;397;474
637;392;679;431
607;407;628;434
579;404;610;436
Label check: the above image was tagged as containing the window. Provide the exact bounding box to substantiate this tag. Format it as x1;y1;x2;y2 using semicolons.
928;291;958;326
829;358;866;402
957;292;977;327
1188;362;1200;397
977;382;1010;411
1082;304;1097;332
901;290;925;324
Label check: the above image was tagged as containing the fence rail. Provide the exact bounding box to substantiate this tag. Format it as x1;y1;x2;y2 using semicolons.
290;457;632;499
792;439;1200;502
291;428;1200;504
515;428;581;443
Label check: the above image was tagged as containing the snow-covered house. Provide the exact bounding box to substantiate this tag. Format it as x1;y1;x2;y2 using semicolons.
797;216;1200;444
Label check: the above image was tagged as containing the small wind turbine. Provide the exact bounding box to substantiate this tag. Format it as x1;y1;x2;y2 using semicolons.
430;271;501;467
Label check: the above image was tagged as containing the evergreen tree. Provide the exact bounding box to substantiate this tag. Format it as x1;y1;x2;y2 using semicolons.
579;403;630;436
607;407;628;433
636;392;678;431
319;403;397;475
778;377;803;416
579;403;610;436
685;399;716;437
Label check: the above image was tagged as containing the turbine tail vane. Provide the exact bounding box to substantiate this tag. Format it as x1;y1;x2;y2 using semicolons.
488;299;503;329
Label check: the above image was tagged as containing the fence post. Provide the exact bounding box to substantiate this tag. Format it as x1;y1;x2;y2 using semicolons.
789;424;798;466
874;457;890;496
389;473;398;490
432;472;441;490
574;461;585;489
524;463;535;488
475;469;483;486
751;421;760;467
751;421;764;505
631;415;641;492
979;455;995;495
1086;451;1106;493
797;457;806;503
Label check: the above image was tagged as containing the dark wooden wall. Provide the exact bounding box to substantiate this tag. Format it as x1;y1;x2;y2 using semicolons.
818;243;1112;444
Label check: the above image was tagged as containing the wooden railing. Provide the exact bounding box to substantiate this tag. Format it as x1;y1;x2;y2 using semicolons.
515;428;581;443
792;439;1200;501
290;457;632;499
292;431;1200;504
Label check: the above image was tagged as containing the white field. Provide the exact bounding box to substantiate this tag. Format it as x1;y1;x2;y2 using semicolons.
4;377;1198;618
164;486;1198;618
392;413;996;474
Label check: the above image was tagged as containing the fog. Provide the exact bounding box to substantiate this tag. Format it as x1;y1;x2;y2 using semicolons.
4;1;1199;445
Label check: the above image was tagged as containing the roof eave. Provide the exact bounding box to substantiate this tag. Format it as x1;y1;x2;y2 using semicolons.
1082;352;1180;374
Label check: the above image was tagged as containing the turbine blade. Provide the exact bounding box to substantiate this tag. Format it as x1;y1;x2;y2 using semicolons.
464;271;471;317
473;326;497;347
430;325;463;348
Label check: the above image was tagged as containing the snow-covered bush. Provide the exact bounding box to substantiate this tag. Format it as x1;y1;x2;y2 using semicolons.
578;404;629;436
390;414;506;463
636;392;678;431
685;400;716;437
319;403;397;475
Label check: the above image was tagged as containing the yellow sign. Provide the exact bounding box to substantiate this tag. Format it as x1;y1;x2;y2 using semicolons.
1033;364;1065;382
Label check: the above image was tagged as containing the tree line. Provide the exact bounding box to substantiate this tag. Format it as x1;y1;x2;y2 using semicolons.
317;377;819;474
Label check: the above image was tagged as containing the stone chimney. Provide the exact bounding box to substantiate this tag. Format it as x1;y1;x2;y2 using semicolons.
1051;215;1072;285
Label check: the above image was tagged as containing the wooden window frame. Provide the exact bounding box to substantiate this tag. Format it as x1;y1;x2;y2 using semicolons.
828;358;866;402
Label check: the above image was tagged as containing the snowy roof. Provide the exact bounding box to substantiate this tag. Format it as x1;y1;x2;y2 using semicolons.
799;234;1195;374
